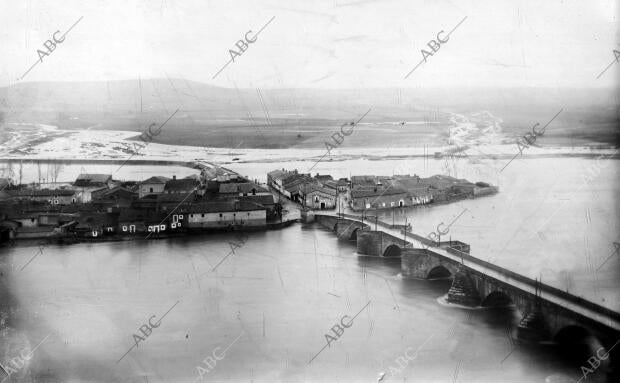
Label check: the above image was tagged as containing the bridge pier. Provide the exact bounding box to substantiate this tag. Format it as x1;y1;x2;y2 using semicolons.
517;309;550;342
446;268;481;307
314;212;620;366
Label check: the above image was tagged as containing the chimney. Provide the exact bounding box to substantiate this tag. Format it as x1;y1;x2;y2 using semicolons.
173;175;177;180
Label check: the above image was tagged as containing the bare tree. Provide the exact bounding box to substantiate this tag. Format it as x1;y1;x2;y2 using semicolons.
18;160;23;186
50;162;64;184
36;160;42;188
7;159;15;186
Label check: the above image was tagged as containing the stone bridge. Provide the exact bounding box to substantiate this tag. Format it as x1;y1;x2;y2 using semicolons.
311;212;620;373
313;214;370;241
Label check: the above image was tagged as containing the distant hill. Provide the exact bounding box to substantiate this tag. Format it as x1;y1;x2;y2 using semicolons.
0;80;617;149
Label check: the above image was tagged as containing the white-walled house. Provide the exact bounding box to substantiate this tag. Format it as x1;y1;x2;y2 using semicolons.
186;201;266;229
139;176;169;198
304;184;337;209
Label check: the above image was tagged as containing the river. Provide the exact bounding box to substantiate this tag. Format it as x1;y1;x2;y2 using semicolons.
0;223;596;383
0;154;617;382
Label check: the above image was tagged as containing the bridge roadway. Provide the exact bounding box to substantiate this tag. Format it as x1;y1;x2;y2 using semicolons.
315;212;620;332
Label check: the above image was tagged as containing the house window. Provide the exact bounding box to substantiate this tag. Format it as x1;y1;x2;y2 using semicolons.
201;214;205;218
315;196;319;203
219;213;223;217
382;202;386;207
149;187;153;193
390;202;395;207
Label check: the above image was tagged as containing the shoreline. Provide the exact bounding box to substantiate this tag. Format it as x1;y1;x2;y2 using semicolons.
0;218;299;249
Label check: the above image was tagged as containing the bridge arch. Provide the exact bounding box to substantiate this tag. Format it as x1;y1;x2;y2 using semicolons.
350;228;360;241
333;223;338;233
383;244;401;258
481;291;514;307
427;265;452;279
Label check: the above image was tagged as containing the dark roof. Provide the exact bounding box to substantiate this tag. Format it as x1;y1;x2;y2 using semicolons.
305;184;337;196
141;176;170;184
157;192;196;202
219;182;269;194
164;179;199;192
239;195;275;205
315;174;334;181
95;186;137;199
351;175;376;183
283;174;313;188
267;169;289;179
7;188;76;197
323;180;338;190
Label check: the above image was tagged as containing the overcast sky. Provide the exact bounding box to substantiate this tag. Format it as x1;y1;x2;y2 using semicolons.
0;0;617;89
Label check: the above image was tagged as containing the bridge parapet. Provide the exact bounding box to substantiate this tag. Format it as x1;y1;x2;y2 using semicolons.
315;214;369;240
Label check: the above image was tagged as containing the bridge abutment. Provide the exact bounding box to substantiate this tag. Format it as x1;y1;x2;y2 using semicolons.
447;269;481;307
357;231;383;256
517;309;550;342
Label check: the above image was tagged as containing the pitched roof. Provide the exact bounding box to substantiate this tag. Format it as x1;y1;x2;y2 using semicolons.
164;179;199;192
141;176;170;184
97;186;137;198
219;182;269;194
267;169;289;179
157;192;196;202
239;195;275;205
305;184;337;196
7;188;76;197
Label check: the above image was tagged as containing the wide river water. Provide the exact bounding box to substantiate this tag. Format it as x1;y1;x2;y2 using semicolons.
0;155;618;382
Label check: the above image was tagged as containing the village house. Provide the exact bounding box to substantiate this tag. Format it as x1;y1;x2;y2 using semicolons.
239;194;277;218
91;186;138;208
118;208;149;234
73;212;118;238
164;176;200;195
73;174;115;203
267;169;292;197
138;176;169;198
351;175;378;188
350;187;411;211
6;188;77;205
186;200;267;229
336;178;349;193
304;184;337;209
219;182;271;197
314;174;333;183
156;193;197;213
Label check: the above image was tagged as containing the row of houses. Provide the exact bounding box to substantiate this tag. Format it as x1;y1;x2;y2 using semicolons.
267;169;348;210
348;174;491;211
0;170;280;241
